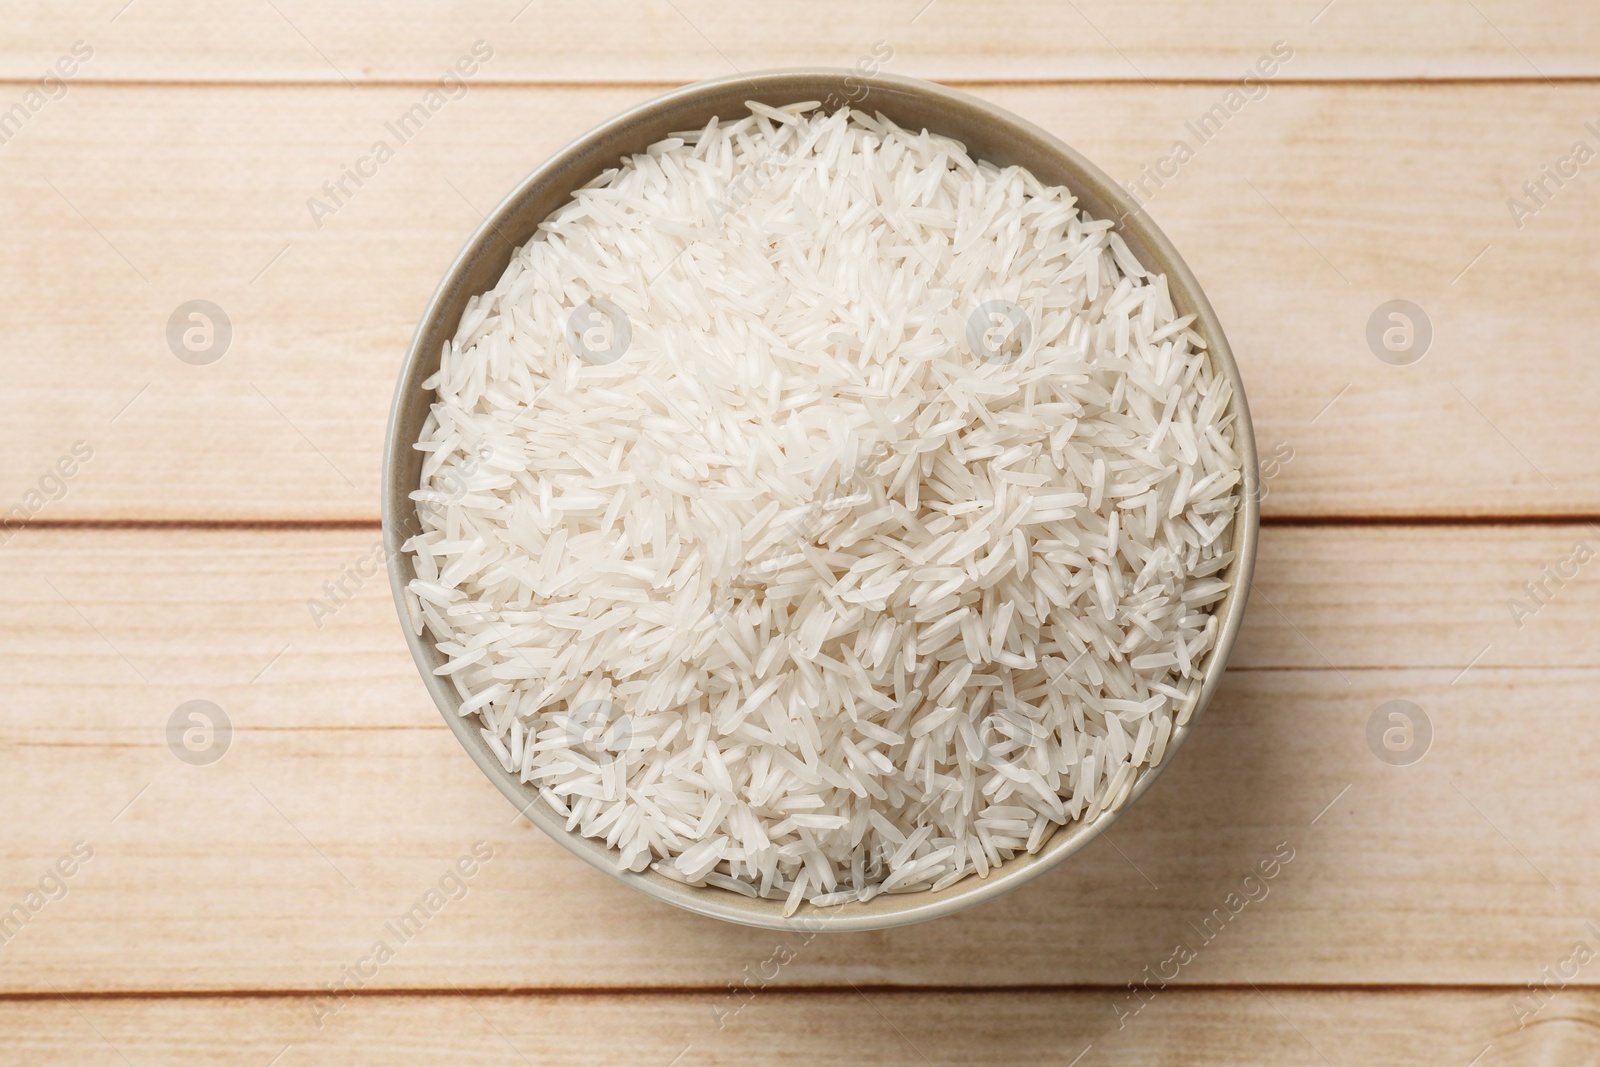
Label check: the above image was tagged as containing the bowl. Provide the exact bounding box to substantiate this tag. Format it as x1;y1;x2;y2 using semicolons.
383;69;1259;932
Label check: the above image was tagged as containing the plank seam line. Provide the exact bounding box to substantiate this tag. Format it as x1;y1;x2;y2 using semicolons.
14;514;1600;533
0;982;1567;1003
0;75;1597;90
1264;514;1600;528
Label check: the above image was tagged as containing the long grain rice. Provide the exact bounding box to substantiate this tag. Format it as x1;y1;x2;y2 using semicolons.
405;102;1241;908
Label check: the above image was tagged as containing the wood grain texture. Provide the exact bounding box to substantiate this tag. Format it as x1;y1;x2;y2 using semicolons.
7;990;1600;1066
2;0;1598;82
2;83;1597;523
1;526;1595;993
6;9;1599;1054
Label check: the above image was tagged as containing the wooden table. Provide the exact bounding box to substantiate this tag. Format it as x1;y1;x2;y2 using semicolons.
4;2;1598;1063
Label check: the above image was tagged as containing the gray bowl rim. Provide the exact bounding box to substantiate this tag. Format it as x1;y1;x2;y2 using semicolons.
383;68;1260;933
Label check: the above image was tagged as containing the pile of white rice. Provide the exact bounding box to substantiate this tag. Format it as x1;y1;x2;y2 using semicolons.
404;101;1240;913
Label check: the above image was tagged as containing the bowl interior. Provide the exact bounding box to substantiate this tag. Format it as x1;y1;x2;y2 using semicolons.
383;69;1260;932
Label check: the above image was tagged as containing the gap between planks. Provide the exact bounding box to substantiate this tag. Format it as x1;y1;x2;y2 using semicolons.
15;514;1600;534
0;75;1598;91
0;981;1574;1004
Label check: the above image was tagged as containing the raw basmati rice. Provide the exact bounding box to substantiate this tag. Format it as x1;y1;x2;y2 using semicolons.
405;101;1241;913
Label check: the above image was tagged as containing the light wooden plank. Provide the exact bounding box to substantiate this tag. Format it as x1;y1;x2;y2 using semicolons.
1;526;1597;992
2;0;1597;82
6;989;1594;1066
1;83;1596;522
7;524;1595;676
